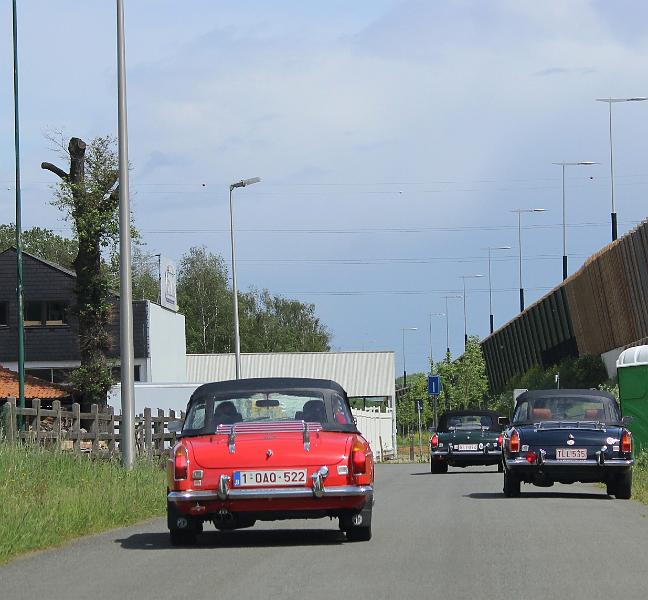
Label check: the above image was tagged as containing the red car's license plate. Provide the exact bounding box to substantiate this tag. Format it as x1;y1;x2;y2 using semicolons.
233;469;307;487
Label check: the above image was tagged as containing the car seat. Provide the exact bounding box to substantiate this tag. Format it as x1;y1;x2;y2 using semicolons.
214;401;243;425
585;408;604;420
301;400;327;423
532;408;552;420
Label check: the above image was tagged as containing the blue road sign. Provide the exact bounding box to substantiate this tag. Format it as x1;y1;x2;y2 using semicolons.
428;375;441;396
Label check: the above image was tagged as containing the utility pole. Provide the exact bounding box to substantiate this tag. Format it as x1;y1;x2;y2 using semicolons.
12;0;25;428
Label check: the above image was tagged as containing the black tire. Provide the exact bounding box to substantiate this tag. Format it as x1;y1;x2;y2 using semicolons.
503;470;521;497
430;459;444;473
614;470;632;500
497;460;504;473
606;480;616;497
440;462;448;473
170;529;196;547
342;505;372;542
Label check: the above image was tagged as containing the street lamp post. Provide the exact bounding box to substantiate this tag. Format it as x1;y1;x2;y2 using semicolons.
512;208;546;312
428;312;445;371
229;177;261;379
460;275;484;349
116;0;136;469
596;97;648;241
442;295;462;358
401;327;417;387
552;162;597;280
483;246;511;334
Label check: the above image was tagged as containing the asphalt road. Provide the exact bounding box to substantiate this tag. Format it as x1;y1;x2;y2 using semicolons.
2;464;648;600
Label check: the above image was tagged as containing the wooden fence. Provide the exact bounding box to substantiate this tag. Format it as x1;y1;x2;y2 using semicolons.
0;397;184;458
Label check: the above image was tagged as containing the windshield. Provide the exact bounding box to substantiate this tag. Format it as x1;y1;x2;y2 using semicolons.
513;395;621;424
439;414;496;432
182;390;353;434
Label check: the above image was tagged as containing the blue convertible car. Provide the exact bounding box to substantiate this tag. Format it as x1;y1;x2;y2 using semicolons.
501;389;634;498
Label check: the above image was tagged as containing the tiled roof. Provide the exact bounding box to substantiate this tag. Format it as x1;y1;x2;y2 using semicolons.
0;365;71;399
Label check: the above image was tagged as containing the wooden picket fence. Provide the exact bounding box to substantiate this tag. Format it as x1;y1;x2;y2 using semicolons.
0;397;184;458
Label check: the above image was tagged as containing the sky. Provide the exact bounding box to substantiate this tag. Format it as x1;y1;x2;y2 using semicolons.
2;1;648;376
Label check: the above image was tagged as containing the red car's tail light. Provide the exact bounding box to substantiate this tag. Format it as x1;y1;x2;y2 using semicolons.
509;430;520;453
430;434;439;449
621;430;632;454
497;434;503;447
174;444;188;480
351;439;367;474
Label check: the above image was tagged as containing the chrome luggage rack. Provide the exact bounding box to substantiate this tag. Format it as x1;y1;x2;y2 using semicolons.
215;421;323;453
534;420;606;431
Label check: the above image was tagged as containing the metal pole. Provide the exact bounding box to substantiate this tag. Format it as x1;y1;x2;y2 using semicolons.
402;328;406;387
229;186;242;379
12;0;25;429
445;296;450;356
488;248;494;334
562;164;567;280
462;278;468;349
117;0;136;470
608;100;617;241
518;211;524;312
428;314;433;371
417;404;423;461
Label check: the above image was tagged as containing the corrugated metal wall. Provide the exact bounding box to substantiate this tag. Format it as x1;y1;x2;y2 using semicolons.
482;219;648;393
186;351;396;399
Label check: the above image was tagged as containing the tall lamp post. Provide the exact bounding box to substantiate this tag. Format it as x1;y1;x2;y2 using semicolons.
401;327;417;387
460;274;484;349
596;97;647;241
442;295;462;357
229;177;261;379
552;162;597;280
512;208;546;312
428;312;444;371
116;0;136;469
11;0;25;426
483;245;511;334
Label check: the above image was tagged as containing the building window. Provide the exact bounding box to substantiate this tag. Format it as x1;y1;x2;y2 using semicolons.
0;302;7;326
24;302;44;326
46;302;68;325
24;301;69;326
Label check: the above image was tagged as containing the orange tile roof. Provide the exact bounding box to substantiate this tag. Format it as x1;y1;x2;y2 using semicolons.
0;366;71;399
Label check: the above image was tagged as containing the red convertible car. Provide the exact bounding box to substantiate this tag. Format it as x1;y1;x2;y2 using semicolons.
167;377;374;545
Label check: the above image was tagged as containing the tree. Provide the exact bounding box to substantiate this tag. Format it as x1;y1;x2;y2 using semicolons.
131;247;160;302
177;246;232;354
0;224;78;268
177;246;332;354
433;337;489;411
41;136;121;408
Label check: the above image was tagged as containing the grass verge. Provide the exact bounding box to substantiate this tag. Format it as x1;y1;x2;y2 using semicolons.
0;444;166;565
632;452;648;505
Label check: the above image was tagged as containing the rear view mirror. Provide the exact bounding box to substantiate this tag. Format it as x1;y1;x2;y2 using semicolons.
621;415;634;426
256;399;280;408
168;419;183;433
498;417;510;426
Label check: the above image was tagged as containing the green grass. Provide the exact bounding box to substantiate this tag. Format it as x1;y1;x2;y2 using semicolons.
633;452;648;505
0;444;166;565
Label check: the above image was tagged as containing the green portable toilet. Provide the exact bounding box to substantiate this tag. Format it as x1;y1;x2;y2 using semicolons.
617;345;648;455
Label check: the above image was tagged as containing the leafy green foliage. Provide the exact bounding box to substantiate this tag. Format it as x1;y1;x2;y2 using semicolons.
177;246;331;354
505;354;609;392
0;224;78;268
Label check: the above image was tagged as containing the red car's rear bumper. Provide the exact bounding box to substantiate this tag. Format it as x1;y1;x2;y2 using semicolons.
168;485;373;515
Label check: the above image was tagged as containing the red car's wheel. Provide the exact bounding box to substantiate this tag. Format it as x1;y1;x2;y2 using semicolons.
170;529;196;547
341;503;372;542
